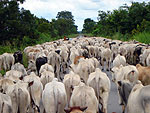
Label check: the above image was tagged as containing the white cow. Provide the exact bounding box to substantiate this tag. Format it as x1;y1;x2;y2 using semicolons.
3;53;14;71
24;72;43;112
101;48;112;71
127;82;150;113
40;71;54;89
111;65;139;84
39;63;54;76
48;51;61;80
63;71;81;105
0;93;13;113
113;54;126;68
0;54;4;71
87;68;111;113
27;60;36;75
11;63;27;76
42;79;67;113
5;70;22;82
3;81;33;113
70;84;98;113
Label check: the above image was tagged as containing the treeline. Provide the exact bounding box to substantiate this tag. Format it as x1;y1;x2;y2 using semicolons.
0;0;77;53
82;2;150;43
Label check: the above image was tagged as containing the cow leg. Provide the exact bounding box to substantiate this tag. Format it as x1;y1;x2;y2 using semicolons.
101;58;104;71
122;105;125;113
107;61;109;71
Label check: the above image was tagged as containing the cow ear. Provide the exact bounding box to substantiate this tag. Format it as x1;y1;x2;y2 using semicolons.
80;106;87;111
28;81;34;87
64;108;71;113
118;81;122;86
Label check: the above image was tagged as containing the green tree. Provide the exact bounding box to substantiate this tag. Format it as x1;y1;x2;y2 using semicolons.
82;18;96;33
56;10;74;21
0;0;39;45
55;11;77;36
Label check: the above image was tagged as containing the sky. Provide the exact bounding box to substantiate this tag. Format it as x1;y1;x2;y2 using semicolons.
20;0;149;31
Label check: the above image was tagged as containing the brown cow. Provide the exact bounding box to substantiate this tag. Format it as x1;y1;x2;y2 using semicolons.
136;64;150;85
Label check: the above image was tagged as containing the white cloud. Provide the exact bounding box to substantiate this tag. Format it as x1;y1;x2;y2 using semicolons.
20;0;148;31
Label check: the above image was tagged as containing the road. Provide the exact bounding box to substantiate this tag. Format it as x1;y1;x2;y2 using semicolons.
105;70;122;113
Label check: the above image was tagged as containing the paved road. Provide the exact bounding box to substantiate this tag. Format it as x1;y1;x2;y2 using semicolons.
105;70;122;113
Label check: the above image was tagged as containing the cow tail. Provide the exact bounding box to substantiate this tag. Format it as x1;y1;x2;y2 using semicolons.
54;87;58;113
97;77;101;103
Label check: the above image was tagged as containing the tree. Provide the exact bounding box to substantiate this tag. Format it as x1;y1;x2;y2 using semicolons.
82;18;96;33
55;11;77;36
0;0;39;45
56;10;74;21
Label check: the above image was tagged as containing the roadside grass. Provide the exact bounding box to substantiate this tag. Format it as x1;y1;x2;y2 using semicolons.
132;31;150;44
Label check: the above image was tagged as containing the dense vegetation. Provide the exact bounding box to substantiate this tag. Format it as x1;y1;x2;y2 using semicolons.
0;0;78;54
82;2;150;43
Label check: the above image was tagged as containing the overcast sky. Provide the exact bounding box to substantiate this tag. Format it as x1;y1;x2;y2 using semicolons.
20;0;149;31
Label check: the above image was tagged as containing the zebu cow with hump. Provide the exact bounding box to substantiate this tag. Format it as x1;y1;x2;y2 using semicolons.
42;78;67;113
63;71;81;105
111;65;139;108
47;51;61;80
5;70;22;82
69;83;98;113
74;57;95;84
40;71;54;89
140;48;150;66
87;68;111;113
100;47;112;71
11;63;27;77
39;63;54;76
0;93;13;113
127;81;150;113
112;54;126;68
24;72;43;113
2;53;14;71
0;78;34;113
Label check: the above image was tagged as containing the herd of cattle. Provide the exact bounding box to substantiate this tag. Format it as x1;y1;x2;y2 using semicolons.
0;36;150;113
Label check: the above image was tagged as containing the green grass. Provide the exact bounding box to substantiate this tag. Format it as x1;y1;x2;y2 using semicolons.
66;34;79;38
132;31;150;44
111;32;131;41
